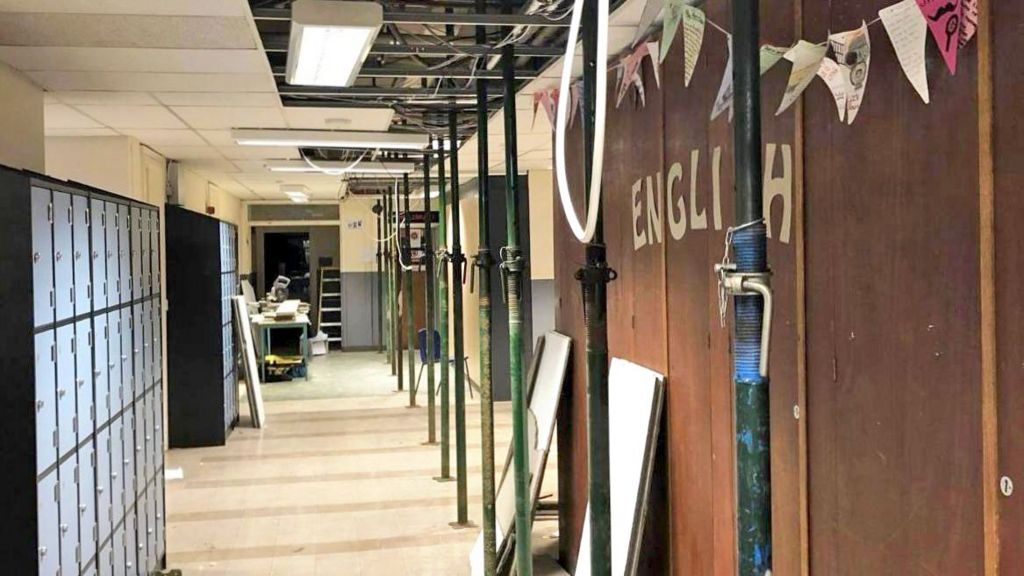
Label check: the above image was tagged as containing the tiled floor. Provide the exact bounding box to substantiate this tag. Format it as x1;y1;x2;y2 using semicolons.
165;351;558;575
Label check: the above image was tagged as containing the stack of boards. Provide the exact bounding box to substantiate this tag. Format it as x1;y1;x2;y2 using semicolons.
470;352;665;576
232;295;266;428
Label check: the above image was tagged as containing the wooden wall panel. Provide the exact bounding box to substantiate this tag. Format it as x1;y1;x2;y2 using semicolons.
803;1;984;574
992;1;1024;570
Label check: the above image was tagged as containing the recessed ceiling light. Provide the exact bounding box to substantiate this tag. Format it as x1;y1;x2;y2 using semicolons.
286;0;383;88
281;184;311;203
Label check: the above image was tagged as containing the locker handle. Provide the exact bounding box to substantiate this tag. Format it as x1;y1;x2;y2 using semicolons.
111;472;118;479
38;546;47;557
121;355;128;361
60;524;68;533
109;362;116;369
36;400;44;411
75;250;82;260
87;283;93;299
33;252;40;263
79;504;87;513
94;369;102;378
92;250;99;259
58;388;66;398
76;378;85;387
55;251;62;261
47;202;53;223
98;486;104;493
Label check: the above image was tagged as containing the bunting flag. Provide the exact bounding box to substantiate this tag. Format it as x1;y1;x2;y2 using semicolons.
760;45;790;75
660;0;689;63
569;82;582;128
828;21;871;124
960;0;978;47
646;41;662;88
616;43;650;108
776;40;828;115
682;5;707;86
711;40;734;121
817;57;849;122
916;0;962;74
880;0;931;103
532;89;559;130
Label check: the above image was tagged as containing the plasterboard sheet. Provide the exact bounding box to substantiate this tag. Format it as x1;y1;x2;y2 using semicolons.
48;90;159;106
172;106;287;130
470;332;572;575
0;47;267;74
0;0;248;17
76;104;186;129
575;358;665;576
232;296;265;428
0;14;255;49
27;71;276;93
45;127;119;137
155;92;281;108
120;129;206;146
44;103;103;129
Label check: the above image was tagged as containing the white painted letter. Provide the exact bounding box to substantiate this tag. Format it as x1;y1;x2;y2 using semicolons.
632;178;647;250
763;143;793;244
667;162;686;239
646;173;663;245
712;146;723;230
690;149;708;230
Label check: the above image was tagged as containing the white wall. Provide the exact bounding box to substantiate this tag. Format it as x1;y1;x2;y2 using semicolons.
0;62;44;172
46;136;143;199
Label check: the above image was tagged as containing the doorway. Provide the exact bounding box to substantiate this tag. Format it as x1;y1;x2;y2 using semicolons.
263;232;311;303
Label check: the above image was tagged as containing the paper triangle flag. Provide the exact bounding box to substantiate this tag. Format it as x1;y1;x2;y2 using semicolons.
916;0;962;74
540;89;559;130
760;45;789;75
532;91;542;129
682;5;706;87
616;44;649;108
646;41;662;88
776;40;828;115
569;82;581;128
829;21;871;124
960;0;978;48
880;0;931;104
816;57;849;123
660;0;688;63
711;40;734;121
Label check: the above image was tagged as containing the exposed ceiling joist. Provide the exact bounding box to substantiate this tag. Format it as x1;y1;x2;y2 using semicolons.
277;84;503;97
271;65;540;80
252;8;571;27
260;37;564;57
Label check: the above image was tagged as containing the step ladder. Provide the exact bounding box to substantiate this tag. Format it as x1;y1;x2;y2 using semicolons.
318;266;343;350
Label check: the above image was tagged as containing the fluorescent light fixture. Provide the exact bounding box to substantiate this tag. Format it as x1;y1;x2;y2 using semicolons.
281;184;310;203
233;128;429;150
286;0;383;87
266;160;417;174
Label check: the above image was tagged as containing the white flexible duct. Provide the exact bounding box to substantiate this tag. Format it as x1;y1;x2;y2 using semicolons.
302;150;369;175
554;0;608;243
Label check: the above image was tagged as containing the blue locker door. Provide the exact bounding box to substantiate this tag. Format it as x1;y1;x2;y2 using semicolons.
136;496;148;575
58;456;79;576
96;428;112;544
152;303;162;385
78;443;97;570
53;192;74;322
120;308;133;406
147;486;157;571
56;325;77;458
123;506;137;576
98;541;112;576
38;470;60;576
122;409;135;504
107;311;123;414
131;207;143;301
109;417;124;527
94;314;110;427
133;402;145;496
154;474;164;564
150;211;160;294
133;304;144;400
154;389;164;471
142;300;152;390
91;198;107;311
112;524;125;576
73;194;92;316
36;330;57;475
105;203;119;306
118;205;130;305
140;211;151;298
32;186;54;327
76;319;94;444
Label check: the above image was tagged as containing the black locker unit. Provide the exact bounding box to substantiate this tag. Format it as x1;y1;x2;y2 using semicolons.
165;205;239;448
0;165;166;576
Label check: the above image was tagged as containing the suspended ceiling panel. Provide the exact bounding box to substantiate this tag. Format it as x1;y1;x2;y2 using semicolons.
171;106;287;130
118;129;207;146
44;104;104;129
153;92;282;107
0;14;255;49
0;0;249;17
145;145;225;160
282;107;395;132
47;128;120;138
74;105;186;129
218;146;299;161
0;47;268;74
26;71;277;93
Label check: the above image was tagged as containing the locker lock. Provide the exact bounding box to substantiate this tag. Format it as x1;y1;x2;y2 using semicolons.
79;504;87;513
38;546;47;557
76;378;85;387
55;251;62;261
60;523;68;533
58;388;66;398
36;400;44;411
33;252;40;263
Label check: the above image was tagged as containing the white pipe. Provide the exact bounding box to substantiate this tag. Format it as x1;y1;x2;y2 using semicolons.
554;0;608;244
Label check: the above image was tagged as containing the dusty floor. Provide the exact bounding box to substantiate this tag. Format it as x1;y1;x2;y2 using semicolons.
164;351;559;575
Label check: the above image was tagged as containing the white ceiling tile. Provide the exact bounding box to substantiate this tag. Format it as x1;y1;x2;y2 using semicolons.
179;159;241;175
282;107;395;131
196;130;237;147
26;71;276;93
0;0;249;17
172;106;286;130
231;160;272;173
45;127;119;137
0;14;255;50
48;90;158;105
74;104;185;129
120;129;206;146
154;92;281;107
218;146;299;160
45;103;103;129
0;47;268;74
149;145;223;160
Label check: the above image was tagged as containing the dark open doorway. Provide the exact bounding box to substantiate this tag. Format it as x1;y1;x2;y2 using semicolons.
263;232;310;303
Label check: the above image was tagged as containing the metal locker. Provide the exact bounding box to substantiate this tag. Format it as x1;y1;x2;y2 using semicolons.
83;561;98;576
118;205;130;305
151;303;162;384
36;330;57;475
58;456;79;576
109;417;124;527
145;486;156;571
73;194;92;316
131;207;143;301
78;443;97;570
144;391;155;483
150;211;160;294
91;198;107;311
135;496;148;575
38;470;60;576
123;506;137;576
97;428;112;544
94;313;110;428
108;311;123;414
76;319;95;444
106;202;119;305
53;192;74;322
154;474;165;563
133;303;144;401
32;186;55;327
112;524;125;576
122;410;135;506
98;541;112;576
133;401;145;496
142;299;152;390
154;390;164;471
140;210;151;297
56;324;77;458
120;307;133;406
